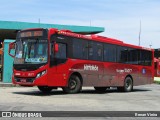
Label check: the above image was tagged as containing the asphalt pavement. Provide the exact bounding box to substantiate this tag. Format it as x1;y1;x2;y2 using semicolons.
0;84;160;120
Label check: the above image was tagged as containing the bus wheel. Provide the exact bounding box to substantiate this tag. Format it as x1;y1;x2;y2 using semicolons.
37;86;53;93
63;75;82;94
117;77;133;92
94;87;107;93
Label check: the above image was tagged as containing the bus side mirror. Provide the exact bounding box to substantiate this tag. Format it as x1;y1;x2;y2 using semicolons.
8;42;15;58
54;43;59;53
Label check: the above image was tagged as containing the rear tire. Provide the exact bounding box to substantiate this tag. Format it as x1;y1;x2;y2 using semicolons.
94;87;107;93
38;86;53;93
62;75;82;94
117;77;133;92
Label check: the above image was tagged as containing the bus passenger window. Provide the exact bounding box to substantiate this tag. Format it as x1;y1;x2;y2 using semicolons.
72;38;88;59
50;42;67;66
55;43;67;59
88;41;103;61
89;47;93;59
97;44;103;61
104;44;116;62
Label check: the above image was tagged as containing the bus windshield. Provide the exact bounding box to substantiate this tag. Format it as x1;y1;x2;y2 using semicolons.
14;39;48;64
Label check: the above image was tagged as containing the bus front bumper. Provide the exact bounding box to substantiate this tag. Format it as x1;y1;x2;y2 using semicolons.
12;72;48;87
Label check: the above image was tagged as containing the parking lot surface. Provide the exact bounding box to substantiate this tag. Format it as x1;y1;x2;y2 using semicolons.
0;84;160;120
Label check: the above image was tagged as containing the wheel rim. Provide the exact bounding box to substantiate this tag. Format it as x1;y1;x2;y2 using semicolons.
126;79;131;89
69;79;77;90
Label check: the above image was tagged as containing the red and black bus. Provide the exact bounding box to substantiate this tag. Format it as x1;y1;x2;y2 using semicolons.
154;49;160;77
9;28;154;93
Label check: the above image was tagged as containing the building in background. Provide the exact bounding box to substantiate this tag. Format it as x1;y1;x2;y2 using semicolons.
0;20;104;82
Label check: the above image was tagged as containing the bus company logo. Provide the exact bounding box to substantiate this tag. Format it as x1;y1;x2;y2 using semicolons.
142;68;146;74
84;64;98;71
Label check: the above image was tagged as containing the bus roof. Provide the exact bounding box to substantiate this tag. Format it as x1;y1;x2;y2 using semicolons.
56;29;153;51
20;28;153;51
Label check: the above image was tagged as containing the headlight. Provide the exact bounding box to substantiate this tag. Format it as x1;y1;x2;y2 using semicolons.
36;73;41;78
41;70;46;76
36;70;47;78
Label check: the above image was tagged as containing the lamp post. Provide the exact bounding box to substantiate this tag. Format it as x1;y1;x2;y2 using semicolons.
138;20;141;46
149;44;152;48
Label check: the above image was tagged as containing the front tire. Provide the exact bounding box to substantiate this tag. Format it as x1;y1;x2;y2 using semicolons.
117;77;133;92
62;75;82;94
38;86;53;93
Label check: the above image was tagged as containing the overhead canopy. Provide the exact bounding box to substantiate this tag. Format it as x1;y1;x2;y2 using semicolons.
0;20;104;40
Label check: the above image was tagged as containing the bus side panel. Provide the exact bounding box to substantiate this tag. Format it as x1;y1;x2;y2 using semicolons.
103;63;140;87
134;66;153;86
69;60;104;87
47;60;153;87
102;63;154;87
101;63;118;87
47;63;68;87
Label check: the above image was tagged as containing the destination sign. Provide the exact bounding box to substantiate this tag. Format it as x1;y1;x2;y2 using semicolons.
19;30;43;37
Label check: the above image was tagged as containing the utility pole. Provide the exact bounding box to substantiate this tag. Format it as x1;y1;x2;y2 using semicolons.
138;20;141;46
149;44;152;48
90;20;91;26
149;42;152;48
39;18;41;27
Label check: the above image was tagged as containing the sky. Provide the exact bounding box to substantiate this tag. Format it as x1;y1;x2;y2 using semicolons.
0;0;160;48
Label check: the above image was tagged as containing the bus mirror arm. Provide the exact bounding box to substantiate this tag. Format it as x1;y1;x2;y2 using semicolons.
54;43;59;53
8;42;15;58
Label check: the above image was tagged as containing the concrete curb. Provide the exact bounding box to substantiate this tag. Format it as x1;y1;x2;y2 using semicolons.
154;81;160;84
0;82;20;87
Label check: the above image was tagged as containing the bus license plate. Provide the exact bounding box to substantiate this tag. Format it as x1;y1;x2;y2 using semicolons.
21;79;26;83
